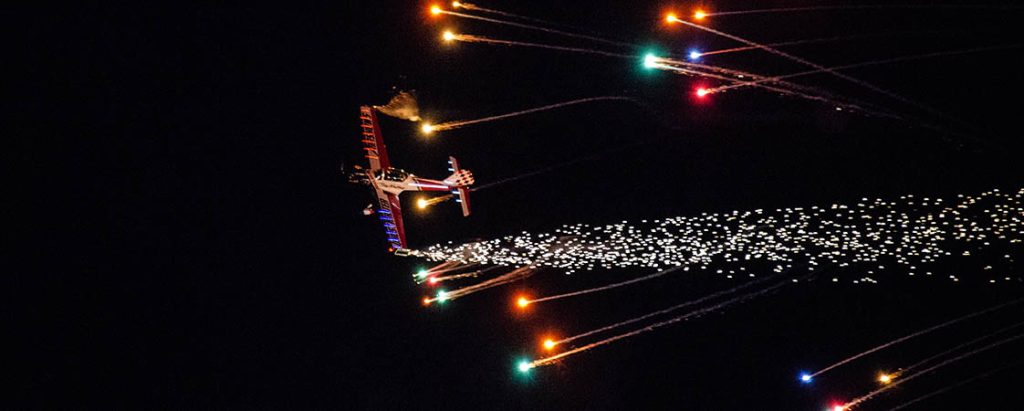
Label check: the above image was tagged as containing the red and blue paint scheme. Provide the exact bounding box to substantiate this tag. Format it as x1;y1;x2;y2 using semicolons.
348;106;474;253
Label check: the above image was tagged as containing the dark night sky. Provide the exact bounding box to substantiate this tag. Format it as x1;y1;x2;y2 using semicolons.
15;1;1024;409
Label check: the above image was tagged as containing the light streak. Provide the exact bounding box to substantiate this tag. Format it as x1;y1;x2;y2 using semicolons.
706;4;1024;17
448;33;634;59
555;274;784;345
531;274;810;367
665;15;960;122
887;362;1023;411
528;266;685;305
707;45;1022;94
438;10;635;49
427;96;637;132
843;333;1024;409
697;31;958;57
423;266;536;304
898;319;1024;375
809;297;1024;378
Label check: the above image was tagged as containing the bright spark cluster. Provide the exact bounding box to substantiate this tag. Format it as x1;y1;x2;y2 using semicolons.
415;189;1024;281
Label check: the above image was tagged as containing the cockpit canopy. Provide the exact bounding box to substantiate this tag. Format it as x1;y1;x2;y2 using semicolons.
376;168;410;182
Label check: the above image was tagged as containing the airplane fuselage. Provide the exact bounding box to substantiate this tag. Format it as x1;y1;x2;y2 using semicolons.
369;167;451;197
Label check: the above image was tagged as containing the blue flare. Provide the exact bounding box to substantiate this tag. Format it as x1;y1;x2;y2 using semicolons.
799;372;813;383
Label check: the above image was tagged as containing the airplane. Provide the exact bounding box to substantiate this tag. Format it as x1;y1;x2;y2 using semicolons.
345;105;474;254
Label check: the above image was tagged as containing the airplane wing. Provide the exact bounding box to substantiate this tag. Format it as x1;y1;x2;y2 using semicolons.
370;185;407;251
359;106;390;171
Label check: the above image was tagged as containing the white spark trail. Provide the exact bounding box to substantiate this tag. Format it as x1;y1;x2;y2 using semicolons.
418;189;1024;277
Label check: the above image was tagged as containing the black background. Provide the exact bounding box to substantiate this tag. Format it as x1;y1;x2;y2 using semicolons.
14;0;1024;409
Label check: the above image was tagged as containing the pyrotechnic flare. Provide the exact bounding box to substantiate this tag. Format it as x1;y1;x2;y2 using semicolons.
423;266;536;304
554;273;784;346
416;194;453;210
809;297;1024;379
530;274;812;367
664;14;960;123
706;45;1022;95
877;373;893;384
426;96;637;132
436;9;635;49
842;333;1024;409
643;55;895;117
448;33;885;116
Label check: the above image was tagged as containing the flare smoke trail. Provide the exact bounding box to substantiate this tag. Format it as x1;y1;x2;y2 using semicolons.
706;4;1024;17
426;266;536;303
653;60;894;117
667;18;962;125
531;274;810;367
453;2;591;33
898;319;1024;375
529;266;685;305
554;273;782;345
809;297;1024;378
374;91;421;121
449;34;634;59
439;10;636;49
450;34;887;116
698;31;963;57
843;333;1024;409
429;96;638;132
432;266;503;284
708;45;1022;94
888;362;1023;411
473;142;641;192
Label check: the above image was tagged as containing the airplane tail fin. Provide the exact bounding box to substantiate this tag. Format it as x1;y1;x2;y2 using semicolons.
443;156;473;217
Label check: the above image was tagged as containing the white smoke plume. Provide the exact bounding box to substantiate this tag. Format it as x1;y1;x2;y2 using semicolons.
374;91;421;122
